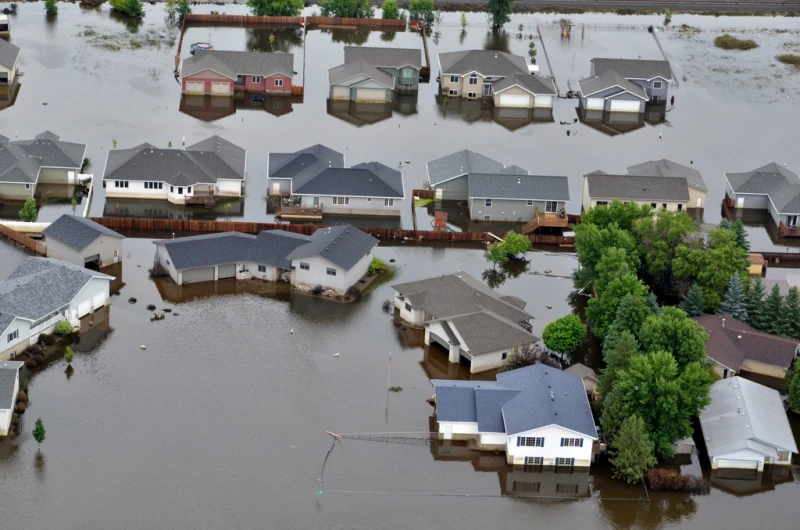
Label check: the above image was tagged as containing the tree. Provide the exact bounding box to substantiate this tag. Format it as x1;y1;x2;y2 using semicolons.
19;197;38;222
54;321;74;336
718;274;748;322
747;277;767;331
45;0;58;16
484;243;508;268
609;415;657;484
574;222;639;288
787;367;800;414
732;219;750;252
165;0;177;20
248;0;304;16
381;0;399;18
763;284;784;336
32;417;46;447
597;330;641;398
607;293;653;340
64;346;74;365
778;286;800;339
542;315;587;354
638;307;708;370
586;273;648;339
321;0;374;18
460;12;467;29
595;247;634;295
177;0;192;20
528;41;537;63
486;0;512;27
632;210;695;296
680;283;706;316
109;0;145;18
580;199;651;231
498;343;560;372
408;0;435;25
499;230;531;259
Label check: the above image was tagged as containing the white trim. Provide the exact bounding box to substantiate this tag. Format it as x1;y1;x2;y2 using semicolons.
509;423;598;440
181;67;236;81
493;83;554;96
296;192;403;200
429;172;468;187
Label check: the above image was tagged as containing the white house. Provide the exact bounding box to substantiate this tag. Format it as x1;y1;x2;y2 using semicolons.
0;258;114;360
699;377;798;471
43;215;125;268
433;364;598;466
0;360;23;436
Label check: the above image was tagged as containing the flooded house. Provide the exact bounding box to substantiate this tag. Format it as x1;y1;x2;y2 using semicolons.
582;172;689;212
432;364;598;466
0;258;114;361
42;215;125;269
626;159;708;209
328;46;422;103
564;363;599;402
577;58;672;114
699;376;797;471
180;51;295;97
0;360;23;436
102;136;246;207
0;14;10;36
0;131;86;202
0;38;19;87
724;163;800;237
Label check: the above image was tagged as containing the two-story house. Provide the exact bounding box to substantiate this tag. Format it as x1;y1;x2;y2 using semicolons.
577;58;672;114
180;51;295;97
328;46;422;103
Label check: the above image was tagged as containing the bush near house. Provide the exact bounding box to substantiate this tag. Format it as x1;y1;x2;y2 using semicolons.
18;197;38;222
647;468;711;494
714;34;758;51
368;257;389;276
54;321;74;336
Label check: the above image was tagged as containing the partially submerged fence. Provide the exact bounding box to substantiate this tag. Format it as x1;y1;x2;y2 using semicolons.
0;223;46;255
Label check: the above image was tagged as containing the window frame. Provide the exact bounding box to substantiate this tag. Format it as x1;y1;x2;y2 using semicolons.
560;438;584;447
448;89;458;96
485;199;492;207
384;198;394;207
469;74;478;85
652;80;663;89
299;262;310;271
274;78;284;87
7;329;19;343
517;436;545;447
258;265;267;273
404;302;412;312
326;267;337;276
252;76;261;83
467;92;477;98
333;197;350;205
555;457;575;466
449;75;459;83
545;201;558;213
526;200;533;206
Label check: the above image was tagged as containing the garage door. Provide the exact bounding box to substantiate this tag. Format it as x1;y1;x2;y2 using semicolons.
609;100;641;113
585;97;604;110
218;263;236;279
185;81;205;94
78;300;92;318
332;86;350;100
499;94;530;108
356;88;386;103
716;458;759;470
182;266;215;284
534;95;553;108
92;292;107;310
211;82;231;95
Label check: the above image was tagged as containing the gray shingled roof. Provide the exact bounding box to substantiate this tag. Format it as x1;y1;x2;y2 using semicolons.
468;173;569;201
439;50;529;77
293;164;404;198
269;145;345;192
627;159;708;192
103;136;246;186
493;73;556;95
344;46;422;69
0;38;19;70
725;163;800;214
43;215;125;251
0;132;86;184
249;231;311;270
181;50;294;80
433;364;597;438
427;150;504;186
156;232;256;270
577;69;647;99
586;173;689;202
328;58;394;88
592;58;673;80
700;377;797;460
0;361;24;410
286;225;378;270
442;311;536;356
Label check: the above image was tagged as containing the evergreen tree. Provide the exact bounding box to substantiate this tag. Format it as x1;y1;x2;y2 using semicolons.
680;283;706;317
609;414;657;484
607;293;653;340
747;277;767;331
718;274;748;322
645;293;661;315
19;197;38;222
763;284;784;335
597;330;641;398
718;218;732;230
788;368;800;414
732;219;750;252
32;418;46;446
778;287;800;339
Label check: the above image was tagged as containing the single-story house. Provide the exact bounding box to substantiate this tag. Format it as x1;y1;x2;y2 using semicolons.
433;363;598;466
43;215;125;269
582;171;689;212
268;145;404;217
693;314;798;379
181;50;294;96
393;271;537;373
103;136;246;205
578;58;672;112
467;173;569;224
329;46;422;102
724;163;800;234
699;376;797;471
626;159;708;209
564;363;599;401
0;258;114;360
0;360;24;436
154;225;378;295
0;131;86;201
0;37;19;85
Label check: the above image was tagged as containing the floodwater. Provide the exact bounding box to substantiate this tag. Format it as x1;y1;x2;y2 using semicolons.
1;234;799;529
2;6;800;247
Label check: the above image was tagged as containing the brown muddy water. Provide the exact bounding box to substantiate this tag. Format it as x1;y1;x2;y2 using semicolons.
1;234;799;529
1;6;800;249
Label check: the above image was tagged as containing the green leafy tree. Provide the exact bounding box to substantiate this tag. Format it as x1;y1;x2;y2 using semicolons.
177;0;192;20
64;346;74;365
486;0;512;27
19;197;38;222
580;199;652;231
321;0;374;18
747;277;767;331
460;12;467;29
787;367;800;414
574;223;639;288
381;0;400;18
542;315;587;354
763;284;784;336
597;330;641;398
32;417;46;446
638;307;708;370
586;273;648;339
607;293;653;340
632;210;694;296
45;0;58;16
408;0;435;24
778;286;800;339
484;243;508;268
595;247;634;295
248;0;304;16
54;321;73;336
680;283;706;317
109;0;145;18
609;414;657;484
498;230;531;259
718;274;748;322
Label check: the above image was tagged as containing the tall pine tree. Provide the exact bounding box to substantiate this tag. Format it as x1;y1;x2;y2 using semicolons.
597;330;641;398
718;274;748;322
763;284;784;336
609;414;657;484
747;277;767;331
778;286;800;339
732;219;750;252
680;283;706;316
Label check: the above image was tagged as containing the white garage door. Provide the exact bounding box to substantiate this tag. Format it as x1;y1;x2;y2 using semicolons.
185;81;205;94
182;266;215;284
717;458;759;470
609;99;641;113
356;88;386;103
218;263;236;279
211;82;231;95
499;94;530;107
77;300;92;318
585;97;604;110
92;292;106;310
332;86;350;100
534;95;554;108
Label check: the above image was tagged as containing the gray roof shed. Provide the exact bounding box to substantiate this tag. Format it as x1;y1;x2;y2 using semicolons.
43;215;125;251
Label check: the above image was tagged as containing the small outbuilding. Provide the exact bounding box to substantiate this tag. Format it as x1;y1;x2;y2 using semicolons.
43;215;125;269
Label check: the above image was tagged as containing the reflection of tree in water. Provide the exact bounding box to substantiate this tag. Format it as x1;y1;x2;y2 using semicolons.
246;28;304;53
501;258;529;279
599;492;698;530
380;31;397;43
323;29;370;46
482;268;507;289
109;11;144;34
459;29;467;46
484;29;510;53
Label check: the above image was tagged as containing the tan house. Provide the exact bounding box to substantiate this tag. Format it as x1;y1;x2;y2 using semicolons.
582;171;689;212
626;159;708;209
565;363;599;401
0;38;19;87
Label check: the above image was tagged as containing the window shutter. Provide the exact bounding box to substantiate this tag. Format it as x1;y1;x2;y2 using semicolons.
560;438;564;447
517;437;521;447
579;439;584;447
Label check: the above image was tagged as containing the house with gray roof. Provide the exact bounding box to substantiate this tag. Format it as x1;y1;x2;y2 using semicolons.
433;364;598;465
699;376;797;471
1;258;114;361
329;46;422;102
491;72;557;110
577;58;672;114
582;171;689;212
268;145;404;217
1;360;24;436
43;215;125;268
180;50;295;96
154;225;378;294
102;136;246;206
0;131;87;201
393;271;537;373
0;37;20;86
627;159;708;209
724;163;800;236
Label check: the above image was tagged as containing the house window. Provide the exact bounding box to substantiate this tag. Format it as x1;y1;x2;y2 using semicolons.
524;456;543;465
526;200;533;206
555;458;575;466
405;302;412;312
650;203;657;208
662;203;667;209
258;265;267;273
556;484;580;494
787;215;798;227
512;481;541;493
187;186;192;194
326;267;337;276
170;186;174;193
545;201;558;213
275;79;284;87
367;198;372;202
778;450;790;461
677;204;683;212
652;80;663;89
502;352;507;360
7;329;18;343
485;199;492;207
144;182;163;190
252;76;261;83
274;102;283;110
114;181;129;188
402;67;413;77
333;197;350;205
560;438;583;447
299;262;310;271
517;437;545;447
596;201;608;206
384;198;394;207
483;215;491;221
178;187;184;195
449;75;459;83
25;183;31;190
468;92;477;98
469;74;478;85
449;90;458;96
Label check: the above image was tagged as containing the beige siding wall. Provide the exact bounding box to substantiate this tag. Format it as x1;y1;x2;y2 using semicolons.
440;73;489;98
38;168;73;184
493;86;534;108
740;359;790;379
0;182;33;200
0;58;17;85
689;187;707;209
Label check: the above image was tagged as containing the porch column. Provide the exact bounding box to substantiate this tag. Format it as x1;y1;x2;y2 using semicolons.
448;345;459;364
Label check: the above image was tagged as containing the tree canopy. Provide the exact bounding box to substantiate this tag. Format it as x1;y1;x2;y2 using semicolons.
486;0;513;27
408;0;435;24
609;414;657;484
632;210;695;296
597;330;641;398
542;315;587;354
248;0;304;16
109;0;145;18
580;199;652;231
680;283;706;317
381;0;400;18
499;230;531;258
586;273;648;339
746;277;766;330
574;223;639;288
638;307;708;370
320;0;374;18
718;274;748;322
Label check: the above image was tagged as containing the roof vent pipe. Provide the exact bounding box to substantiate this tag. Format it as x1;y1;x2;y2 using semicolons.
722;318;726;327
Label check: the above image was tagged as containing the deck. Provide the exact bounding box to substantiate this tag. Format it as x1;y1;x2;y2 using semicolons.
522;209;570;234
274;206;323;220
779;222;800;238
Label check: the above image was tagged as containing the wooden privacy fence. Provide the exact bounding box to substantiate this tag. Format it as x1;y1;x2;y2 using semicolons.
413;189;435;199
0;224;47;255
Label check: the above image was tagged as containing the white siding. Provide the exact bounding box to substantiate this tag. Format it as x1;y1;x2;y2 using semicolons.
156;244;182;285
244;261;279;282
481;432;508;445
711;449;766;471
291;249;373;294
507;425;596;466
106;180;169;201
0;318;31;360
438;421;480;439
217;179;243;196
394;293;424;324
45;235;122;268
468;348;512;374
299;195;402;217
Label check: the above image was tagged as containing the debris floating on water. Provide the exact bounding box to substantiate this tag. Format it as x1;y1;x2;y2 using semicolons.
334;352;340;358
140;345;146;350
146;304;156;311
129;297;137;304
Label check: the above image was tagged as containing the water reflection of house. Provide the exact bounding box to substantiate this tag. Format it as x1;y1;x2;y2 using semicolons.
436;96;550;131
103;198;243;220
179;94;299;122
493;106;553;131
710;464;794;496
326;94;418;127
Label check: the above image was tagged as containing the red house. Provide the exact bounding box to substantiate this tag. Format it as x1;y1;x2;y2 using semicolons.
180;51;295;97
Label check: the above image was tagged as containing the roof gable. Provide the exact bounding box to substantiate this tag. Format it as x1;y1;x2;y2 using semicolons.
43;215;125;251
181;50;295;80
592;58;673;80
439;50;528;77
427;150;505;186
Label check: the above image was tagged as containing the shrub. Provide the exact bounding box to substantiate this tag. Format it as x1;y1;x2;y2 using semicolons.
45;0;58;16
19;197;38;222
408;0;435;24
346;286;363;301
109;0;145;18
16;391;29;403
499;343;561;372
24;344;44;358
38;333;57;346
714;34;758;50
247;0;303;17
312;285;324;296
320;0;374;18
32;353;45;364
647;468;710;494
777;54;800;67
368;257;389;276
381;0;399;19
15;402;26;413
381;299;393;313
54;321;74;336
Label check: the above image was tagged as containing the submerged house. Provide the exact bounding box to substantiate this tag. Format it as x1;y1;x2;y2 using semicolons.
699;376;797;471
0;132;86;201
626;159;708;209
433;364;598;466
328;46;422;103
582;171;689;212
102;136;246;206
392;271;537;373
1;360;23;436
267;145;404;217
724;163;800;236
43;215;125;269
154;225;378;294
577;58;672;113
180;51;294;96
0;38;19;86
